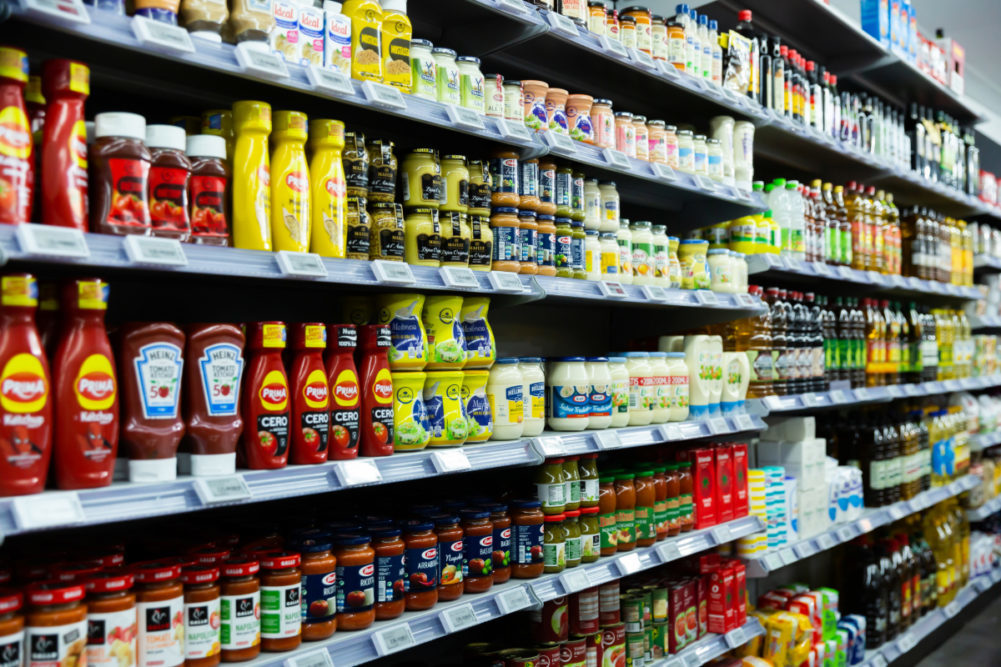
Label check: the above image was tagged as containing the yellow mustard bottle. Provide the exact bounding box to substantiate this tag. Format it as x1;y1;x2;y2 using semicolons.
270;110;311;252
308;118;347;257
380;0;412;93
342;0;383;82
232;100;272;251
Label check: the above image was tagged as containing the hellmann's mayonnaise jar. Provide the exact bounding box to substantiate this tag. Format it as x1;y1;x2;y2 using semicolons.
487;358;524;440
608;356;630;428
623;352;653;427
586;357;612;430
546;357;590;431
519;357;546;437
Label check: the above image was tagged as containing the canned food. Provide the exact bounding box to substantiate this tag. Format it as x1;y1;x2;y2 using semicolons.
600;622;626;667
625;631;644;666
621;595;644;633
599;580;621;626
560;636;587;667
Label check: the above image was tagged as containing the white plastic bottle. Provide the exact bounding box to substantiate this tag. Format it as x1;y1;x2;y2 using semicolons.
687;9;702;78
684;335;711;420
647;351;671;424
624;352;654;426
487;358;525;440
586;357;613;430
707;334;723;417
665;352;690;422
547;357;590;431
608;356;631;428
786;180;805;261
709;20;722;85
519;357;546;437
698;14;711;81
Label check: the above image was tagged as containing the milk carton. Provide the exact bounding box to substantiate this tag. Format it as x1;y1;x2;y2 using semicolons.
323;0;352;75
298;2;325;67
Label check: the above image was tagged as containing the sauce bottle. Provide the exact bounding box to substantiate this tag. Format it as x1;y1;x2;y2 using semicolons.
240;322;290;469
342;0;383;83
325;324;360;460
90;112;152;235
270;110;310;252
184;323;245;476
52;278;118;489
308;119;347;257
0;47;33;224
380;0;412;93
41;59;88;230
145;124;191;241
84;571;137;667
357;324;394;457
187;135;231;246
0;273;52;496
232;100;272;251
119;322;185;482
289;323;329;465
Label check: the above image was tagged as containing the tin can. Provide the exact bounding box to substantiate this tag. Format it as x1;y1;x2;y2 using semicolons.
533;596;569;643
600;622;626;667
668;582;687;654
650;622;668;658
571;586;601;635
599;580;621;626
561;636;587;667
621;595;644;633
625;631;644;666
501;648;540;667
649;586;668;622
536;642;561;667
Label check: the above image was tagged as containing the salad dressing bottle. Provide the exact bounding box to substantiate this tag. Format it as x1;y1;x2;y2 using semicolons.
308;118;347;257
232;100;272;250
270;110;310;252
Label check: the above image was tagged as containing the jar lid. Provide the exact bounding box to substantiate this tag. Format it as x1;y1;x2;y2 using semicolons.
544;514;565;522
432;47;457;56
493;207;519;215
518;210;537;219
146;124;186;151
519;356;543;363
221;558;260;577
623;351;648;358
619;14;636;23
599;475;615;483
615;472;636;480
94;111;145;140
631;220;651;228
556;217;574;224
615;111;633;118
632;115;648;123
0;590;22;614
409;147;436;155
132;561;183;583
429;514;460;526
680;238;706;244
635;469;654;477
665;352;685;358
456;56;481;65
84;571;133;597
51;561;103;582
442;153;467;161
552;356;585;362
333;534;371;547
546;457;565;464
707;138;720;144
607;356;626;363
564;509;580;518
537;214;555;222
27;581;86;606
580;506;600;515
585;229;598;236
648;351;667;357
180;566;220;585
678;461;691;468
186;134;226;159
411;38;433;48
504;79;522;86
190;547;231;565
259;551;302;570
694;134;706;140
460;509;489;520
511;499;542;509
296;536;335;553
401;520;434;532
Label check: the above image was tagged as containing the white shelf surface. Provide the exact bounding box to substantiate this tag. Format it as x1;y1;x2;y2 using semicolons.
973;254;1001;272
966;495;1001;522
649;617;766;667
969;314;1001;330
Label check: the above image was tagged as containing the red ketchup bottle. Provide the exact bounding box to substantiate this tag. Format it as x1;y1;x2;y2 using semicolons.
118;322;186;482
325;324;360;460
184;323;245;476
289;322;329;465
52;278;118;489
240;322;290;469
146;124;191;241
0;273;52;495
357;324;394;457
41;59;89;230
0;46;34;225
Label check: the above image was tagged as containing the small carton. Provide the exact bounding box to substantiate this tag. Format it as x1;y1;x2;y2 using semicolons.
689;446;717;529
323;1;352;75
716;443;735;523
733;442;749;517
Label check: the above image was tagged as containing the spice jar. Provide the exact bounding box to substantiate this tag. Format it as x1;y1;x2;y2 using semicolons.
490;206;521;272
298;538;337;641
219;558;260;661
598;475;618;556
146;124;191;241
590;98;614;148
677;462;695;532
368;202;404;261
441;154;470;213
614;111;636;158
440;211;471;266
402;148;441;208
489;149;520;207
181;566;220;667
431;514;464;601
468;214;493;271
536;214;557;276
461;509;495;593
90;112;152;235
342;131;369;199
404;207;442;267
518;209;538;274
133;562;184;667
0;591;23;667
401;520;439;611
614;473;637;551
543;514;566;574
564;510;582;568
537;160;557;217
332;535;375;630
26;582;87;667
580;506;601;563
554;217;574;278
371;528;405;621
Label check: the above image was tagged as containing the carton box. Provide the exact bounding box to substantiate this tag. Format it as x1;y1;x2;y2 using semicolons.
669;582;687;654
860;0;890;47
733;442;749;517
684;578;698;646
688;447;717;529
715;443;735;523
708;565;736;634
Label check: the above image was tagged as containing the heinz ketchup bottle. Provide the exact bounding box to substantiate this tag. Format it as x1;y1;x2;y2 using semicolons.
358;324;394;457
326;324;360;460
240;322;290;469
0;274;52;495
289;322;329;465
52;278;118;489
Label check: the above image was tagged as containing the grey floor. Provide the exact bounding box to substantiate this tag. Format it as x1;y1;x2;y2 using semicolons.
917;593;1001;666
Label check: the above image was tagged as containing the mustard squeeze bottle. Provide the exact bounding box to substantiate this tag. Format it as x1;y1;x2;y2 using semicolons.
308;118;347;257
342;0;383;82
380;0;412;93
232;101;272;251
270;110;311;252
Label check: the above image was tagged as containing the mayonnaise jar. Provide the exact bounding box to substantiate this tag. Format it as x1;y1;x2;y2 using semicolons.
647;351;670;424
547;357;591;431
586;357;612;430
624;352;653;426
665;352;690;422
519;357;546;437
487;358;524;440
684;335;711;419
608;356;630;428
707;334;723;417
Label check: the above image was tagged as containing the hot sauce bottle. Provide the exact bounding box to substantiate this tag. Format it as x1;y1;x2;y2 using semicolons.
357;324;393;457
0;273;52;496
52;278;118;489
240;322;290;469
90;112;152;235
0;47;34;225
119;322;185;482
289;323;329;465
41;59;88;230
325;324;360;460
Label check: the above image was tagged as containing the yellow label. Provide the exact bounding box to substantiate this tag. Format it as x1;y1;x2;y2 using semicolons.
0;353;48;413
77;281;108;310
346;2;383;81
600;250;617;275
74;354;116;411
303;324;326;348
508;396;523;424
373;367;393;405
0;47;27;84
0;106;31;160
302;368;329;409
532;395;544;420
69;62;90;95
1;275;37;307
381;13;412;92
261;323;286;348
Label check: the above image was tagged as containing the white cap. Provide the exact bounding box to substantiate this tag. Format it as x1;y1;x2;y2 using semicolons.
190;31;223;43
190;453;237;477
382;0;406;11
129;457;179;483
323;0;343;13
94;112;146;140
186;134;226;160
146;124;186;151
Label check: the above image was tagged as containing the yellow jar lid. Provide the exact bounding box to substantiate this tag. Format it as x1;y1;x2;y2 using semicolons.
272;110;308;140
232;100;272;133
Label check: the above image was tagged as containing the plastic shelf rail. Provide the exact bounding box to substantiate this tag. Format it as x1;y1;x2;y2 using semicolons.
971;430;1001;452
743;475;980;577
969;314;1001;331
237;514;765;667
973;254;1001;272
966;495;1001;522
649;617;766;667
532;275;763;312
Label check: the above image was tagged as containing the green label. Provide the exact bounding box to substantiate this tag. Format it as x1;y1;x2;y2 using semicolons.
600;512;618;549
635;506;655;540
260;585;301;639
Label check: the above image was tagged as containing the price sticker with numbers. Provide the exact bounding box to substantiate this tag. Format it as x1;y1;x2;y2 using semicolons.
12;492;85;531
16;223;89;259
696;290;719;305
737;293;755;307
275;250;328;278
361;80;407;110
599;34;630;59
488;270;525;292
306;64;355;98
284;649;333;667
193;475;252;505
440;603;478;633
234;42;289;80
597;281;628;299
496;586;533;614
132;16;195;53
22;0;90;23
445;104;486;131
616;552;642;576
371;259;416;284
546;10;579;37
439;266;479;289
124;235;187;266
603;148;632;170
497;118;532;143
372;623;415;656
431;449;471;473
334;459;383;487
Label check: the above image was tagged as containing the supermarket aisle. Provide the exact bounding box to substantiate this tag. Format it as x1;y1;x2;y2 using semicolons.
916;594;1001;666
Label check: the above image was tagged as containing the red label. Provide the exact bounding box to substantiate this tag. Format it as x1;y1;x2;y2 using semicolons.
304;381;327;402
285;170;307;193
149;165;190;231
373;377;392;400
261;383;288;408
190;174;229;241
106;157;151;230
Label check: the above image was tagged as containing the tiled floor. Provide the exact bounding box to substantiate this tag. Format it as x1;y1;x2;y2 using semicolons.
917;593;1001;666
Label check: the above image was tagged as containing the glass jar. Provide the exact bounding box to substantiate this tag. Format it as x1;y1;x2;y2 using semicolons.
490;206;521;272
619;14;637;49
648;120;667;164
543;514;566;574
487;504;512;584
405;207;442;267
432;515;464;601
668;21;685;69
536;214;557;277
511;499;545;578
679;239;710;289
623;6;651;53
584;229;601;280
457;56;485;114
707;137;723;181
616;218;633;283
583;179;602;230
693;134;708;176
26;583;87;667
134;562;185;667
410;39;436;101
668;236;682;288
467;159;492;216
461;510;495;593
677;461;695;532
632;115;649;162
219;558;261;661
433;47;460;106
537;457;567;514
519;158;540;211
440;210;471;267
633;470;657;547
370;529;405;621
86;572;141;667
732;251;748;293
342;131;369;199
367;139;396;204
554;217;575;279
440;154;469;213
651;224;670;286
564;510;582;568
598;475;618;556
665;464;681;536
579;506;600;563
653;466;669;540
571;171;586;222
523;80;549;132
519;357;546;436
590;99;615;149
608;356;630;428
614;112;636;157
614;473;637;551
571;221;587;280
298;538;337;641
630;220;654;285
259;551;302;651
402;148;441;208
503;79;523;122
663;124;679;170
537;160;558;217
401;520;438;611
677;129;694;172
605;6;619;38
368;202;404;262
587;1;606;34
598;232;619;280
332;535;376;630
651;15;668;60
518;209;539;274
555;166;574;219
598;181;619;233
468;213;493;271
708;248;733;292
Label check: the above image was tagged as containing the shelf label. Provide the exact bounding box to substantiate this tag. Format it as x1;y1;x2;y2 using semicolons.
371;259;415;284
837;265;856;280
234;42;289;80
599;34;630;59
123;235;187;266
712;524;732;544
372;623;415;656
724;628;746;649
12;492;85;530
708;417;729;434
445;104;486;131
496;586;533;614
660;424;682;441
886;385;903;398
944;379;961;392
871;654;888;667
361;80;407;110
657;60;680;79
696;290;719;305
440;603;478;633
779;548;797;566
762;553;782;571
836;526;855;542
534;436;565;458
896;632;916;653
16;223;89;259
975;577;992;594
616;552;642;576
802;393;826;407
194;475;252;505
641;285;667;301
737;294;755;307
439;266;479;289
793;543;814;559
21;0;90;23
334;459;383;487
652;162;677;181
853;388;870;401
683;651;701;667
943;601;960;618
632;49;656;69
306;64;355;98
546;10;578;37
816;534;836;550
814;262;832;276
735;414;755;431
593;430;622;450
496;0;527;14
560;569;591;593
132;16;195;54
431;449;471;473
284;649;333;667
603;148;632;170
857;517;873;532
276;250;327;278
597;281;628;299
488;270;525;292
888;505;906;520
694;174;716;192
497;118;532;143
543;130;578;154
656;541;681;562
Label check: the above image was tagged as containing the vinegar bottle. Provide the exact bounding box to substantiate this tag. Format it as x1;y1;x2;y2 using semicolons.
41;59;89;230
289;323;330;465
270;110;310;252
308;119;347;257
325;324;361;460
232;100;272;251
357;324;394;457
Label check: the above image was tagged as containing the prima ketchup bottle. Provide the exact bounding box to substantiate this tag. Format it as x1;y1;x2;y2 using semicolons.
0;273;52;496
0;46;34;225
325;324;360;460
358;324;394;457
289;322;329;465
41;59;89;230
52;278;118;489
240;322;290;469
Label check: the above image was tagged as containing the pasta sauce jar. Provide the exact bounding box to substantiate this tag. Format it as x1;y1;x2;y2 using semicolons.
431;514;464;601
401;520;439;611
298;538;337;641
486;504;512;584
461;510;495;593
26;581;88;667
0;591;23;667
511;499;545;579
371;529;405;621
219;558;260;662
181;566;221;667
332;535;375;631
258;552;301;651
85;571;137;667
133;562;184;667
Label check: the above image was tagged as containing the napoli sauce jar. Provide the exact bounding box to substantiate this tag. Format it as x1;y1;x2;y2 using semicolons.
180;566;220;667
258;551;301;652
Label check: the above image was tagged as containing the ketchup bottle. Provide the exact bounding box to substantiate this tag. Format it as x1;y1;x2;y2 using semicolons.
41;59;89;230
289;322;329;465
36;282;60;360
184;323;245;476
0;47;34;224
241;322;290;469
0;273;52;495
357;324;394;457
119;322;185;482
52;278;118;489
325;324;360;460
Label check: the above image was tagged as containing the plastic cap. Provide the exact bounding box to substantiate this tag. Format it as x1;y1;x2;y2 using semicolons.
186;134;226;160
323;0;343;13
738;9;751;21
129;458;178;483
94;112;146;140
698;14;707;25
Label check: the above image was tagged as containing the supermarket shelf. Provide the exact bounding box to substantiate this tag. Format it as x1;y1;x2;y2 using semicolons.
238;514;766;667
743;475;980;577
856;571;1001;667
532;275;764;313
745;254;982;301
966;495;1001;522
971;430;1001;452
649;618;767;667
973;254;1001;272
969;314;1001;330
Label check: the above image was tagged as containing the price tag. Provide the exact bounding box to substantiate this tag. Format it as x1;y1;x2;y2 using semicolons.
334;459;383;487
273;250;328;278
975;577;992;593
284;648;334;667
735;414;755;431
888;505;906;520
597;281;628;299
371;259;416;284
542;130;578;154
439;266;479;289
534;436;566;457
871;654;888;667
708;417;729;434
440;603;478;633
560;569;591;593
779;548;797;565
594;430;622;449
896;632;916;653
694;174;716;192
641;285;667;301
15;223;89;259
817;534;836;550
657;541;681;562
488;271;525;292
431;449;471;473
712;524;732;544
837;266;856;280
814;262;833;276
736;188;753;202
725;628;746;649
234;42;289;80
497;118;532;143
803;393;826;407
193;475;252;505
683;651;701;667
944;379;961;392
765;254;786;270
306;64;355;97
853;388;870;401
836;526;855;542
496;0;527;14
132;16;195;53
657;60;680;79
633;50;656;69
857;518;873;533
886;385;903;398
546;10;579;37
496;586;533;614
993;569;1001;584
12;492;85;530
653;162;677;181
599;34;630;59
763;553;783;571
737;294;755;307
20;0;90;23
617;552;642;576
697;290;719;305
445;104;486;131
660;424;682;441
372;623;416;656
361;80;407;110
603;148;632;170
794;543;814;559
123;235;187;266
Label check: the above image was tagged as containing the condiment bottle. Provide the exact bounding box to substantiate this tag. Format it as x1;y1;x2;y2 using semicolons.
563;456;581;510
578;453;600;507
461;509;495;593
614;472;637;551
380;0;412;92
270;110;310;252
308;118;347;257
145;124;191;240
186;135;231;246
180;566;221;667
511;499;545;578
653;465;669;540
183;323;245;477
371;528;405;620
357;324;394;457
0;47;33;224
90;112;152;235
634;469;657;547
0;273;52;496
431;514;464;600
119;322;186;482
543;513;566;574
665;463;681;536
486;503;512;584
332;534;375;630
537;457;567;515
401;520;439;610
342;0;383;82
231;100;272;251
564;509;582;568
219;558;261;661
677;461;695;532
240;322;290;469
289;323;329;465
258;551;302;651
25;582;88;667
297;537;337;640
325;324;360;459
84;571;137;667
133;562;185;667
0;591;23;667
598;475;618;556
41;59;88;230
52;278;118;489
579;506;601;562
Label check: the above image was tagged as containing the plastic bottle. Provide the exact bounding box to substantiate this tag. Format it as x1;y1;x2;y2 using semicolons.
357;324;395;457
41;60;89;230
270;110;310;252
380;0;412;93
240;322;290;469
289;323;329;465
325;324;360;459
0;47;33;224
342;0;383;82
786;180;805;261
308;119;347;257
232;100;273;250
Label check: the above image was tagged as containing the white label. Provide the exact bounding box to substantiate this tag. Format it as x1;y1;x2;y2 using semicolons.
133;342;183;419
661;424;682;441
361;80;407;110
633;49;656;69
445;104;486;131
793;543;813;559
371;259;416;284
132;16;195;54
431;449;471;473
194;475;252;505
306;64;354;97
335;459;383;486
27;619;88;667
495;586;533;614
975;577;992;594
887;385;903;397
234;42;289;80
276;250;327;278
712;524;732;544
560;569;591;593
221;591;259;650
814;262;832;276
763;553;783;571
695;175;716;191
854;388;870;401
543;130;577;154
138;596;184;667
533;436;566;457
943;601;960;618
16;223;89;258
829;390;847;403
372;623;415;656
488;270;525;292
603;148;632;170
123;235;187;266
197;343;244;417
657;541;681;562
496;0;527;14
285;649;334;667
593;430;622;449
737;294;755;307
641;285;667;301
735;414;755;431
653;162;677;181
439;603;477;633
547;11;579;37
597;281;628;298
497;118;532;143
439;266;479;289
708;417;729;434
12;491;85;530
836;527;855;542
779;548;797;566
897;632;916;653
817;534;836;550
658;60;680;79
599;34;630;59
617;552;642;576
871;654;888;667
888;505;906;520
724;628;745;649
184;598;221;661
697;290;719;305
21;0;90;23
88;608;138;667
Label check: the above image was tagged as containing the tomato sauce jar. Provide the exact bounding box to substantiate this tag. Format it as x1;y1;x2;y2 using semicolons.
132;562;184;667
191;547;231;567
486;504;512;584
511;499;545;579
332;535;375;631
258;552;301;652
430;514;464;601
51;561;103;583
84;571;137;667
219;558;260;662
461;509;494;594
298;538;337;641
181;566;221;667
0;591;23;667
401;520;438;611
25;581;88;667
371;528;405;621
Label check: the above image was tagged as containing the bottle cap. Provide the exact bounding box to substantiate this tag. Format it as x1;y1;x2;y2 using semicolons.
94;112;146;140
146;124;186;151
186;134;226;160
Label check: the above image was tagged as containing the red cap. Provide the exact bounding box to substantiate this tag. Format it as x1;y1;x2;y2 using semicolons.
221;558;260;578
738;10;752;22
580;506;600;515
780;45;788;57
547;457;566;464
564;509;580;518
259;551;301;570
181;565;220;585
132;561;182;583
806;60;816;72
51;561;104;582
85;571;134;594
867;186;877;195
190;547;231;566
748;285;762;296
831;75;838;85
544;513;566;522
27;581;86;606
0;590;22;614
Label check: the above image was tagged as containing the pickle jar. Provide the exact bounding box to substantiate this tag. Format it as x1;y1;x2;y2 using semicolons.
579;506;600;563
564;509;582;568
543;513;566;574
